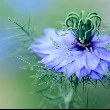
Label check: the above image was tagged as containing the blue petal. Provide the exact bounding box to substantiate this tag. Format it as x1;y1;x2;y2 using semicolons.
64;61;76;78
54;50;82;69
41;48;73;68
47;56;64;69
89;71;103;80
100;60;108;73
79;67;91;79
95;48;110;62
75;52;87;69
86;52;100;70
94;64;105;75
57;30;76;47
40;49;62;65
30;44;54;56
92;34;110;48
55;67;64;73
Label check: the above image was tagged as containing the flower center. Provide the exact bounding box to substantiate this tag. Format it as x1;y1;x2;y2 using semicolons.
77;42;92;51
65;11;101;49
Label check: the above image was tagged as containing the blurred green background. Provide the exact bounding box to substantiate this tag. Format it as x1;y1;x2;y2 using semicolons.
1;0;110;109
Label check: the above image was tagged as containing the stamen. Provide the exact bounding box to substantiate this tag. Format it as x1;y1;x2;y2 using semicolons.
90;47;93;52
85;47;90;52
105;43;110;51
50;37;59;49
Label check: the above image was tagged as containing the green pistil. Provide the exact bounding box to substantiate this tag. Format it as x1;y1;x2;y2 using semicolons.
65;11;101;44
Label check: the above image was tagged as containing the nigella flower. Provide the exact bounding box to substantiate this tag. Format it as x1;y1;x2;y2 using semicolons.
30;11;110;80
